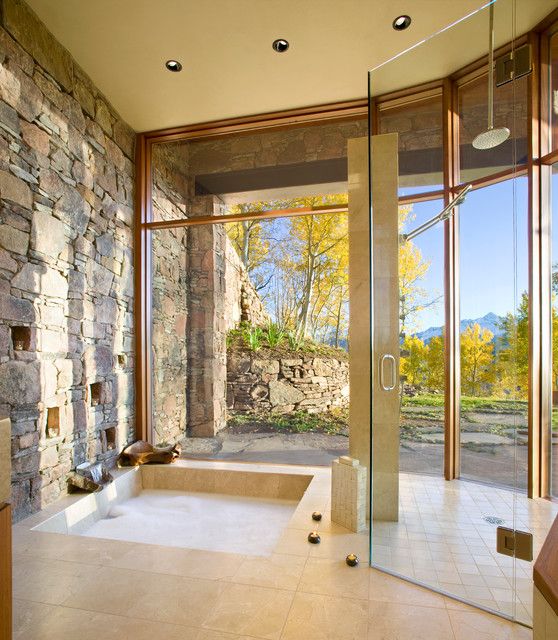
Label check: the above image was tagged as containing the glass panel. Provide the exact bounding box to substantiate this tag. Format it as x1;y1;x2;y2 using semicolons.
458;73;528;183
551;163;558;497
458;177;528;491
399;199;445;476
378;95;444;196
150;117;367;222
151;227;188;447
369;0;527;623
151;210;351;463
550;32;558;151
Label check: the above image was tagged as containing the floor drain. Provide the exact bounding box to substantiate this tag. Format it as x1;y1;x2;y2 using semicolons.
483;515;505;525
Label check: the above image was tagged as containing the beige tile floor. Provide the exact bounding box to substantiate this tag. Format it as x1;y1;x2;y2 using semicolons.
372;473;558;626
12;461;533;640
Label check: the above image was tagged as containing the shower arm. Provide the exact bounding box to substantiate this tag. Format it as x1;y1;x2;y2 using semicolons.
399;184;472;243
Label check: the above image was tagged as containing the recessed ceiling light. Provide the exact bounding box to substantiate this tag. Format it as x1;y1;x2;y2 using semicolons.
272;39;290;53
392;15;412;31
165;60;183;72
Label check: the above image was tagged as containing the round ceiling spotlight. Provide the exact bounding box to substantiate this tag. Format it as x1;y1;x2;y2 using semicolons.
392;15;412;31
165;59;183;72
272;38;290;53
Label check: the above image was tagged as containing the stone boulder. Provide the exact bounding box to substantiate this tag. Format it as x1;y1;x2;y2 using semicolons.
269;379;305;407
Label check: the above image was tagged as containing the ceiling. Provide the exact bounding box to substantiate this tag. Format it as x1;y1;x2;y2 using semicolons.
25;0;558;132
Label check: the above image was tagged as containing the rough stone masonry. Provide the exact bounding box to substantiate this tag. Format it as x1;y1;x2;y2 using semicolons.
0;0;136;520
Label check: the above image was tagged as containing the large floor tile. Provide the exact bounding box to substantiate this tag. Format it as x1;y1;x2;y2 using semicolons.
112;542;244;580
13;529;134;566
369;569;446;608
61;565;224;628
368;601;455;640
13;599;201;640
226;553;306;590
202;582;293;639
13;557;100;605
281;592;369;640
298;557;370;600
448;609;532;640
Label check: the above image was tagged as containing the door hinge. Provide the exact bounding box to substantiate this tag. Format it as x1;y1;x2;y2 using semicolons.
495;44;532;87
496;526;533;561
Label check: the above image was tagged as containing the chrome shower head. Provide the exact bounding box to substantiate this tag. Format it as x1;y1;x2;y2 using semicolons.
472;125;510;150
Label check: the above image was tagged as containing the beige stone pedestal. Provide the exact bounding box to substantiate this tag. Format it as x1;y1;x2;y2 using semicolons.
331;456;367;532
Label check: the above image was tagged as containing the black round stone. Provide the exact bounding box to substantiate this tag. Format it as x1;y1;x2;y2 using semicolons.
312;511;322;521
308;531;321;544
346;553;359;567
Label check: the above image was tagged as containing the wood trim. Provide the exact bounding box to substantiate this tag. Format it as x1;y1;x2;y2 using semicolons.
534;9;558;35
444;77;460;481
0;503;11;640
140;99;368;142
398;190;445;206
534;513;558;617
458;166;529;191
134;133;152;443
540;149;558;165
528;32;543;498
146;205;348;231
374;82;443;109
540;29;553;499
134;100;368;443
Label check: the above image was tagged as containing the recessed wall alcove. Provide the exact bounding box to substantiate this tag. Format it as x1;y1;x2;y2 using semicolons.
46;407;60;438
102;426;116;452
11;326;31;352
89;382;104;407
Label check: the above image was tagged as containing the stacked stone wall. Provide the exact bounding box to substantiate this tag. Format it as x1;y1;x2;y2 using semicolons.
227;350;349;415
0;0;135;519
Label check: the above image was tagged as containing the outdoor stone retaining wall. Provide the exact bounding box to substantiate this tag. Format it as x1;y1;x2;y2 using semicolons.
0;0;136;520
151;150;268;443
227;350;349;414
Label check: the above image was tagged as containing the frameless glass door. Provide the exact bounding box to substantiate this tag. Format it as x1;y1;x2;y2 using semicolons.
368;0;528;622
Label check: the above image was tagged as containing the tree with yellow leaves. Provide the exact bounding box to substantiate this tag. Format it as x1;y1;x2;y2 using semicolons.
398;206;442;339
461;323;495;396
400;335;428;386
278;195;349;342
227;202;278;291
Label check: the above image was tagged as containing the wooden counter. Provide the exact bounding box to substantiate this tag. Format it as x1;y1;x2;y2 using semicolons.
534;513;558;617
0;502;11;640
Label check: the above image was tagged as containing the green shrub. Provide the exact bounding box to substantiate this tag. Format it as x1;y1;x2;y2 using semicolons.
265;323;285;348
246;326;264;351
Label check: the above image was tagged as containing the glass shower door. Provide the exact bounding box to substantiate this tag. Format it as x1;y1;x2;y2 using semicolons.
368;0;527;623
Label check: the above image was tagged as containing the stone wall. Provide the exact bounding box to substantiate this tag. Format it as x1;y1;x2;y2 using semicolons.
227;350;349;415
224;237;269;329
0;0;136;520
187;119;368;177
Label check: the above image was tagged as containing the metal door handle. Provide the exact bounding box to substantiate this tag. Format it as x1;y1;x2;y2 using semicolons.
379;354;397;391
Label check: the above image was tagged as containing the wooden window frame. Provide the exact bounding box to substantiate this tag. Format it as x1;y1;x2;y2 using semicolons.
134;100;368;443
134;12;558;500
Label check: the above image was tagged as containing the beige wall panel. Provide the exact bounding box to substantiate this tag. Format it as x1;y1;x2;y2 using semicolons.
348;134;399;522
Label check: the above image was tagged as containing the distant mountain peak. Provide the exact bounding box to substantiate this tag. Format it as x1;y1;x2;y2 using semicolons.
414;312;505;344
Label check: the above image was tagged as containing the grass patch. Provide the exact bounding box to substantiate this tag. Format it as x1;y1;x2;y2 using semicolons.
227;408;348;435
403;393;527;414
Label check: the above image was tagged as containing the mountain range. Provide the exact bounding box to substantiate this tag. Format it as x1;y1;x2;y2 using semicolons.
415;312;505;344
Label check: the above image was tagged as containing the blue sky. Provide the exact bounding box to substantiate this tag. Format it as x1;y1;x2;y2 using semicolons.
402;176;529;332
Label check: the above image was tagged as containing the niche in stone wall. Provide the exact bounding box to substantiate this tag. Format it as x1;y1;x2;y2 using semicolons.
101;426;117;452
46;407;60;438
90;382;104;407
117;354;127;368
11;326;31;352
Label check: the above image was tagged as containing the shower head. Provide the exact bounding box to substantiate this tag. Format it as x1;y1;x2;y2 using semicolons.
472;125;510;150
472;3;511;152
